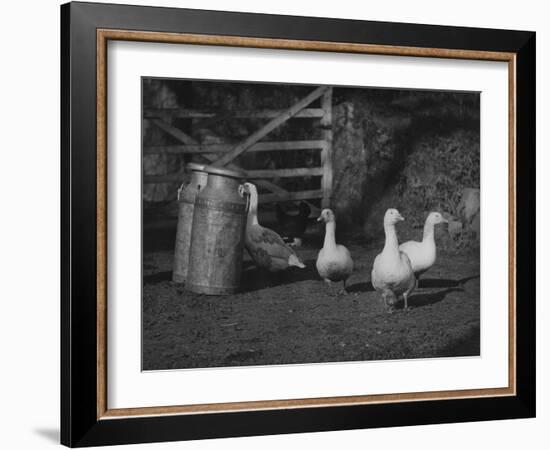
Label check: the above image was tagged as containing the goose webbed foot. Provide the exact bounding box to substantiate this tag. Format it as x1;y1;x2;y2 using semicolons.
325;280;348;296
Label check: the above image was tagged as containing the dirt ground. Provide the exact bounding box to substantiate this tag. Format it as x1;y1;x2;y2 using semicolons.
142;218;480;370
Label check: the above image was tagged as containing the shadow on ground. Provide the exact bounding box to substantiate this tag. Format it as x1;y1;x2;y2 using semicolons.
419;274;480;289
144;259;322;292
409;287;464;308
346;275;479;300
240;259;320;292
347;281;374;293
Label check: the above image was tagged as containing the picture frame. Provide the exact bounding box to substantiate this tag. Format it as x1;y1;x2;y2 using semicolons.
61;1;535;447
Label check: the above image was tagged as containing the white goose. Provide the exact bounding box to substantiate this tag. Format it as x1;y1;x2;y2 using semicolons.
399;212;448;278
240;182;305;272
316;209;354;295
371;208;416;311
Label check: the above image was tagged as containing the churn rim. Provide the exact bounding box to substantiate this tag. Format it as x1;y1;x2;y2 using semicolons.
185;162;207;172
202;165;247;179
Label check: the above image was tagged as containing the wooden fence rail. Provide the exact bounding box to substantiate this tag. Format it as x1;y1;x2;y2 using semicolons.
247;167;323;178
143;140;326;155
259;190;324;204
144;167;323;184
144;108;324;119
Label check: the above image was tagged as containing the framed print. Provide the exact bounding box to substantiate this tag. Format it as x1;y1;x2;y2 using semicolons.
61;1;536;447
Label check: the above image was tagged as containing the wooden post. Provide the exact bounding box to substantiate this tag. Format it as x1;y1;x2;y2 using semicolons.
320;87;333;209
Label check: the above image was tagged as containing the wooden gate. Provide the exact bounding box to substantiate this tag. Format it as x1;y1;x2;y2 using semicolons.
143;86;333;210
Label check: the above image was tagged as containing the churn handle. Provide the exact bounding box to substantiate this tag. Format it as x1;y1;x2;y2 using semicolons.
176;181;191;201
238;184;250;213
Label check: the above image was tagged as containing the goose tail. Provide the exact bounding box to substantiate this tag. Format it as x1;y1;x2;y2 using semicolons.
288;253;306;269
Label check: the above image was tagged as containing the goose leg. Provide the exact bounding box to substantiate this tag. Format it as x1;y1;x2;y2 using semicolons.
383;290;396;313
337;279;348;296
403;281;415;310
324;279;335;296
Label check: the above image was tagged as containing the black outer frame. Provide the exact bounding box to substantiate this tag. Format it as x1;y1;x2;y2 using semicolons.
61;1;536;447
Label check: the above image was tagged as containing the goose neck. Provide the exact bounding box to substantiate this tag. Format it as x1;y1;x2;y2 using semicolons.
323;221;337;250
422;220;435;243
383;224;400;255
247;189;259;225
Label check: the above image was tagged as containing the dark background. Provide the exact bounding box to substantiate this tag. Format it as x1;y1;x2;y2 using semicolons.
143;79;479;243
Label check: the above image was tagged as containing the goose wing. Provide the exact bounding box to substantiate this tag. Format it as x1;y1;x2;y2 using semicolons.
246;225;299;270
399;239;435;275
396;251;417;293
371;253;385;291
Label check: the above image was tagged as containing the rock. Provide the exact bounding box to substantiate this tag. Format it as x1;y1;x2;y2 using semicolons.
457;188;480;241
448;220;463;239
458;188;480;224
470;213;480;241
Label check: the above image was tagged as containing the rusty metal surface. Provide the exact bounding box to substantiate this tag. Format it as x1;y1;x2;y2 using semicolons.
172;167;208;283
186;171;247;295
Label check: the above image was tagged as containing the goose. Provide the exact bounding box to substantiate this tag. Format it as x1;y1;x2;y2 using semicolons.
316;209;354;295
239;182;306;272
399;212;448;278
371;208;416;311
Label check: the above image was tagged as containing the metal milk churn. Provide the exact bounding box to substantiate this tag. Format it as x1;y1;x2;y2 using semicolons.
172;163;208;283
186;166;247;295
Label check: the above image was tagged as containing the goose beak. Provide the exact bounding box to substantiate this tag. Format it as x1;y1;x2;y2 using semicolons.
397;214;405;222
316;216;323;222
442;218;449;224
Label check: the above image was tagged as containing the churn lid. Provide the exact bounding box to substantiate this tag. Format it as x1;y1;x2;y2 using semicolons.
202;165;247;179
186;162;207;172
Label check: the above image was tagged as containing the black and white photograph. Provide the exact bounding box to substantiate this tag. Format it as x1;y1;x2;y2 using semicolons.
0;0;542;447
142;78;481;371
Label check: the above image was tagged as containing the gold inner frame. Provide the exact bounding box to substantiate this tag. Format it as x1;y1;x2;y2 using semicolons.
96;29;517;420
